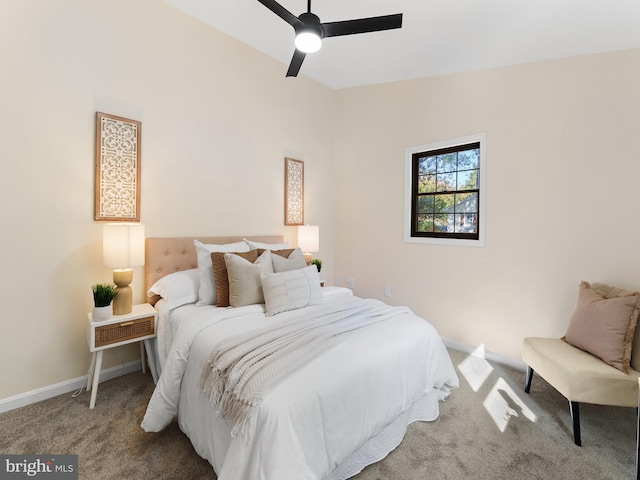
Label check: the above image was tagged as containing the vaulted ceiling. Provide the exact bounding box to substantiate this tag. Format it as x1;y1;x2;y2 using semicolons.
167;0;640;89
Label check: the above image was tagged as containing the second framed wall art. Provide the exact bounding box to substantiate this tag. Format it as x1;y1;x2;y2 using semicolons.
94;112;141;222
284;157;304;226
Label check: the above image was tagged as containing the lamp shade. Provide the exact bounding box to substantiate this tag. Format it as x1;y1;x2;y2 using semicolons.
298;225;319;253
103;223;145;269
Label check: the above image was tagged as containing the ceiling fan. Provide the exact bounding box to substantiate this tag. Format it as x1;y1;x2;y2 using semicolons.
257;0;403;77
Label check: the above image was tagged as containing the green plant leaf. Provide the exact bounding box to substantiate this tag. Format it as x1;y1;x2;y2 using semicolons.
91;283;118;307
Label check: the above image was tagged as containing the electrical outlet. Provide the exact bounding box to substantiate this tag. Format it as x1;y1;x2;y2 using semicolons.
346;278;355;289
384;285;391;297
335;275;341;286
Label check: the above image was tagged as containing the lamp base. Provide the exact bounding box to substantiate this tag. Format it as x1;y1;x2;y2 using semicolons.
303;252;313;266
113;286;132;315
113;269;133;315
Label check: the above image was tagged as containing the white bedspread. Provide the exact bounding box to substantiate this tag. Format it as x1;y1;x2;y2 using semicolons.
141;287;458;480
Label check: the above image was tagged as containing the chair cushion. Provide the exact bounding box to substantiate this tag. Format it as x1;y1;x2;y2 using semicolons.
523;337;640;406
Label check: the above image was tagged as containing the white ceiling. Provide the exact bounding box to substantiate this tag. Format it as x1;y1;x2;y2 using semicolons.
166;0;640;89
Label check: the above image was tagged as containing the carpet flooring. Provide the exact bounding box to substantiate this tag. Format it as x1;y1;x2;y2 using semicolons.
0;348;636;479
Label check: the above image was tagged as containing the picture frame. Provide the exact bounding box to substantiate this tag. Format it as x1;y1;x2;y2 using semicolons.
284;158;304;226
94;112;141;222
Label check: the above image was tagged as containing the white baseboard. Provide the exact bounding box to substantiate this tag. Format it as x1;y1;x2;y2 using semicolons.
442;337;527;372
0;360;143;414
0;340;525;414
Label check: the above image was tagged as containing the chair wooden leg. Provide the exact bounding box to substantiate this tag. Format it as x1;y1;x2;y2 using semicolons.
524;366;534;393
570;401;581;446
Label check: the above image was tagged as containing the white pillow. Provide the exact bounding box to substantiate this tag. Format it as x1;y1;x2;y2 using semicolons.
243;238;290;250
260;265;324;316
272;247;307;272
225;250;274;308
147;269;199;310
194;239;249;306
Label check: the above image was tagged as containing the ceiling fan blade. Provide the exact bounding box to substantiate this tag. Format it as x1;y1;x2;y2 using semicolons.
322;13;403;38
257;0;303;29
286;49;306;77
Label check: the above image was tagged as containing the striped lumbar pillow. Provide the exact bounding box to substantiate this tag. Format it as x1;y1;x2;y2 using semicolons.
261;265;324;316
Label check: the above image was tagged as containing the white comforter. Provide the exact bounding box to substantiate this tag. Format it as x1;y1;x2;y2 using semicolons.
142;287;458;480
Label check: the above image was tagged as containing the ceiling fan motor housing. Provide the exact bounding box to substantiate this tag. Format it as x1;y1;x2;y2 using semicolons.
296;12;324;38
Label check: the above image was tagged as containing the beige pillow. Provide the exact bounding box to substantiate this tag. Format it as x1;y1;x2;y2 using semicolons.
564;281;640;373
258;247;307;272
194;240;250;306
211;250;258;307
225;250;274;308
272;248;306;272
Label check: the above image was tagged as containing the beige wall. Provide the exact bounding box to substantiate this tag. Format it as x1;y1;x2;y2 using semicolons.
0;0;335;400
3;0;640;404
334;49;640;361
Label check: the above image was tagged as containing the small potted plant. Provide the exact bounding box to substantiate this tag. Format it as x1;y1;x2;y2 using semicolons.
91;283;118;321
310;258;322;273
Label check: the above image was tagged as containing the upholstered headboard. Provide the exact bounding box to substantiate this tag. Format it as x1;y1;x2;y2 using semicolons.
145;235;285;303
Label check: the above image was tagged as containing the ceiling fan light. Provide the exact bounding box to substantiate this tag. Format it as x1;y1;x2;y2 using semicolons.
295;31;322;53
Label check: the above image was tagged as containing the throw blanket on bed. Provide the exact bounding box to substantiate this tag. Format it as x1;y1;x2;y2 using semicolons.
199;298;410;439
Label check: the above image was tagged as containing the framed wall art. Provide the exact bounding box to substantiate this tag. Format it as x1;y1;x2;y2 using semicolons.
94;112;141;222
284;158;304;226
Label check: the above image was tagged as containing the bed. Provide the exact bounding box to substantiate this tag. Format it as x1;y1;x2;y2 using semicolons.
140;236;459;480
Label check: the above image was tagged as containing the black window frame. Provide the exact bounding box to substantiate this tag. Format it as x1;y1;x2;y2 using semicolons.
411;141;481;241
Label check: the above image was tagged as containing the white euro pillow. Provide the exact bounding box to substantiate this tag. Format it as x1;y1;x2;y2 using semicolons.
244;238;290;251
147;268;200;310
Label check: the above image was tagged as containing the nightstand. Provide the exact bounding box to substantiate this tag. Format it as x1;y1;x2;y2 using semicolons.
87;303;158;409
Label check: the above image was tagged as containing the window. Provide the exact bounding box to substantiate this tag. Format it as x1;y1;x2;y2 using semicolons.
404;134;486;247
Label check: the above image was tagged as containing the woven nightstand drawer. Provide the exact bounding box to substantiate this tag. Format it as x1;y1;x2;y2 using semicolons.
94;316;155;348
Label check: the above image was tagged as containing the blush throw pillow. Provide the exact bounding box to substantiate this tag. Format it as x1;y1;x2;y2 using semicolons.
261;265;324;316
592;282;640;372
194;240;249;306
225;250;274;308
564;281;640;373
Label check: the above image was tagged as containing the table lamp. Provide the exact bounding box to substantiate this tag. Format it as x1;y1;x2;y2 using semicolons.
297;225;319;265
103;223;145;315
